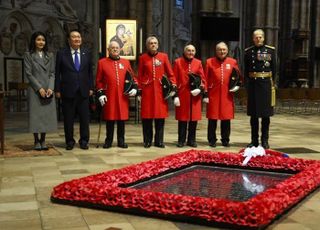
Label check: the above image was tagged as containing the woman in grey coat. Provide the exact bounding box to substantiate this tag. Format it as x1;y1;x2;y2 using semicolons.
24;31;57;150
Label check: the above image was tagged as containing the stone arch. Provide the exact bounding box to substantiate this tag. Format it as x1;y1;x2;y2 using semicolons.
0;10;33;56
40;17;65;53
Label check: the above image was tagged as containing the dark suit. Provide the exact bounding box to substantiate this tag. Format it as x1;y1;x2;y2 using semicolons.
244;44;276;146
55;46;93;146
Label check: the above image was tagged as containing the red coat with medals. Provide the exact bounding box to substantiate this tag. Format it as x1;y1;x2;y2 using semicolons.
205;57;240;120
173;57;205;121
138;52;176;119
96;57;135;120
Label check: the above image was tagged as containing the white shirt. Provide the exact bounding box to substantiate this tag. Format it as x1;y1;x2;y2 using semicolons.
71;48;81;64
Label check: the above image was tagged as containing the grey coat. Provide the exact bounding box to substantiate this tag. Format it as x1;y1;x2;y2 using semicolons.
24;51;58;133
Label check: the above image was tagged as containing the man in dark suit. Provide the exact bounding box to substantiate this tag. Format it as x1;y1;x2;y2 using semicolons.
244;29;276;149
55;29;94;150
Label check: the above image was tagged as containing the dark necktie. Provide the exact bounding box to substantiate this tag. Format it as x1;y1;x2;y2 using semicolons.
74;50;80;71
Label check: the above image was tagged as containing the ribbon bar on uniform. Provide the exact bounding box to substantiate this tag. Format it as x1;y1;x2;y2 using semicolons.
249;72;272;78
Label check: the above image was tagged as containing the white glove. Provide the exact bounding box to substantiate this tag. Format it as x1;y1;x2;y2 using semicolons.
173;97;180;107
169;91;176;97
137;96;141;102
191;88;201;96
99;95;107;106
203;97;209;104
128;88;137;96
229;85;240;93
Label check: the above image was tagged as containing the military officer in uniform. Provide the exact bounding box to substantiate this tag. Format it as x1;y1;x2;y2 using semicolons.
244;29;276;149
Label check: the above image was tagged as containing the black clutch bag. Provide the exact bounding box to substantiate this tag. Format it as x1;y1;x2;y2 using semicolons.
229;68;241;92
188;72;201;90
37;91;53;104
123;71;135;95
161;75;172;100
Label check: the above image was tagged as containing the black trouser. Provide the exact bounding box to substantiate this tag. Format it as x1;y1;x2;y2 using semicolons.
142;119;165;145
250;117;270;143
207;119;230;144
62;91;90;145
178;121;197;144
105;120;125;145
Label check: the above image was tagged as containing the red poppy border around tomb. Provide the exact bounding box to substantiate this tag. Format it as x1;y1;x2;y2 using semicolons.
51;150;320;229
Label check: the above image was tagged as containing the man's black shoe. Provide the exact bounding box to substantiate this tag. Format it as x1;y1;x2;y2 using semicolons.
209;142;216;147
176;142;184;147
103;143;112;148
222;141;230;147
247;141;259;148
262;141;270;149
144;142;151;148
80;144;89;150
118;143;128;148
155;143;165;148
66;143;74;150
187;142;197;147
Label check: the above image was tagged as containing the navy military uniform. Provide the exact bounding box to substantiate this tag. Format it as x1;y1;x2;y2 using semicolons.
244;44;276;148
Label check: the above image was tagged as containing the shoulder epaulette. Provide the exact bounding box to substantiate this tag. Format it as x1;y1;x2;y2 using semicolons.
244;46;254;51
265;45;275;49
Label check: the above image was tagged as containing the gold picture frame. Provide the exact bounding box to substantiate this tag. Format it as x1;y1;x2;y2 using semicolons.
106;19;137;60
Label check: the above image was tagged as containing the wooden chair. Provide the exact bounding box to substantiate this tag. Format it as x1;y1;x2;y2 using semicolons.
6;82;28;112
291;88;308;113
276;88;293;113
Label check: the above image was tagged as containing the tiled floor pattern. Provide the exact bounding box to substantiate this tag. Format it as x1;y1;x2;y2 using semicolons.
1;110;320;230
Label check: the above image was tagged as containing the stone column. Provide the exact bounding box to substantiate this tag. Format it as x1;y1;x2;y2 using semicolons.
108;0;116;18
128;0;137;18
265;0;279;46
254;0;265;27
215;0;224;13
200;0;214;12
146;0;153;35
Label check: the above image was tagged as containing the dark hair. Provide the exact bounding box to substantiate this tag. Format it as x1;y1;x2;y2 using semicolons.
116;24;125;31
29;31;48;53
68;29;81;38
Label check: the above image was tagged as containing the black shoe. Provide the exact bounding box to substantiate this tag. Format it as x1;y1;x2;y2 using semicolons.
176;142;184;147
80;142;89;150
66;143;74;150
103;142;112;148
118;143;128;148
187;142;197;147
40;141;49;150
261;141;270;149
247;141;259;148
34;142;42;151
222;141;230;147
209;142;216;147
155;143;165;148
144;142;151;148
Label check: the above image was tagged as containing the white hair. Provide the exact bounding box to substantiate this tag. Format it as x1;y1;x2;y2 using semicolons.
145;36;158;46
184;44;196;53
253;29;265;37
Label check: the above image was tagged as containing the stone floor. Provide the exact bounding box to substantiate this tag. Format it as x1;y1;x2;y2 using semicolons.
1;109;320;230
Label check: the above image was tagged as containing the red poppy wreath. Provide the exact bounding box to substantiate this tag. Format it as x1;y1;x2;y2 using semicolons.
51;149;320;229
